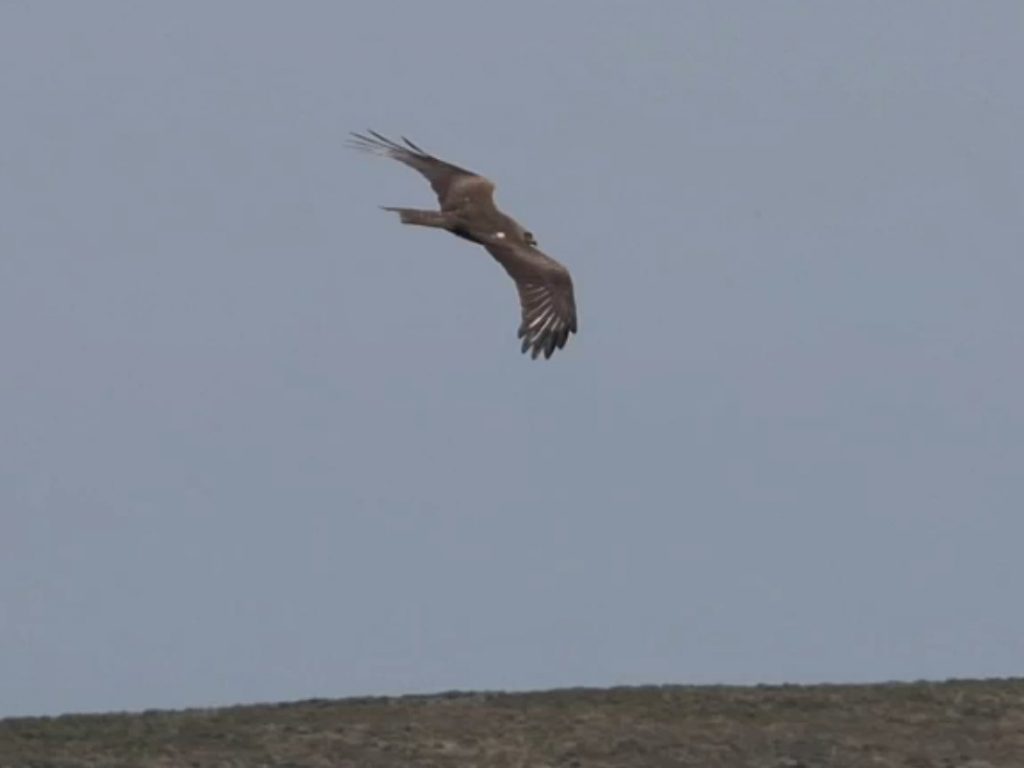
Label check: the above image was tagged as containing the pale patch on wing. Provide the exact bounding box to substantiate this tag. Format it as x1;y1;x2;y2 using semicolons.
515;277;578;359
528;309;551;328
451;173;496;198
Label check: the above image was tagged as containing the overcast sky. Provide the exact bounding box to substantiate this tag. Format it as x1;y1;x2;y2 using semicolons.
1;1;1022;718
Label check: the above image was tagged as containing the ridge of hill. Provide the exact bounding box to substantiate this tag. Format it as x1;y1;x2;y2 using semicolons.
2;678;1022;767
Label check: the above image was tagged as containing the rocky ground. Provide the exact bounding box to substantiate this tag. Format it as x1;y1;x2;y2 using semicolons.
1;678;1022;767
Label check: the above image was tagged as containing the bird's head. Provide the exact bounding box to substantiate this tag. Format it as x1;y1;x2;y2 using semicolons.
523;231;537;247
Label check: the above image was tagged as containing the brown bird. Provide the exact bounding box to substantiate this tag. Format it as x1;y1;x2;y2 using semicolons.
348;131;578;359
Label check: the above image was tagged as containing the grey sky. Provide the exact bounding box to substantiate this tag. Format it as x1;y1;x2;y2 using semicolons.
1;1;1022;718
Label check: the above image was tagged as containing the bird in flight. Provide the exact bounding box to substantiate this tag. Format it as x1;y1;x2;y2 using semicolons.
348;131;578;360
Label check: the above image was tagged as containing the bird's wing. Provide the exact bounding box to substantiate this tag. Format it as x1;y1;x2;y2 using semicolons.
347;131;493;211
484;240;578;359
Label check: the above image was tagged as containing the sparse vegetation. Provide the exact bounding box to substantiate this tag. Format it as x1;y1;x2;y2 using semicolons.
1;679;1022;767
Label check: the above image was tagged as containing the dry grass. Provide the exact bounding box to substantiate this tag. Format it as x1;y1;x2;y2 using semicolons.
2;678;1022;767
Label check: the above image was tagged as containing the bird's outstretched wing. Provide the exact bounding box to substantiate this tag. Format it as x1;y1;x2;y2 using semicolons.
346;131;492;211
484;239;578;359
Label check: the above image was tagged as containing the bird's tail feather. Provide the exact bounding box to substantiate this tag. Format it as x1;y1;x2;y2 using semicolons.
381;207;451;228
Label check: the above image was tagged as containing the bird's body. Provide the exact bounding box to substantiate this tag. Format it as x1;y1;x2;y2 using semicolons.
348;131;578;359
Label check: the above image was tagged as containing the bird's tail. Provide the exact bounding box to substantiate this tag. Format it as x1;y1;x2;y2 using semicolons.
381;207;451;229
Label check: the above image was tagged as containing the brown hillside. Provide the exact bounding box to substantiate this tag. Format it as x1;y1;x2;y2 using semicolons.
1;678;1022;767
